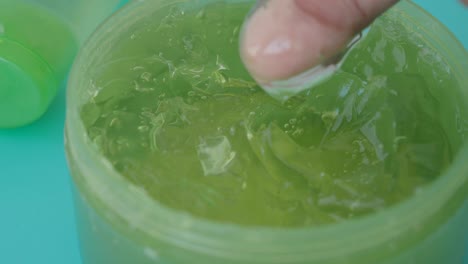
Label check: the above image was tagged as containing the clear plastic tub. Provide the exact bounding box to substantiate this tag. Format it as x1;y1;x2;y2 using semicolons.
0;0;125;127
65;0;468;263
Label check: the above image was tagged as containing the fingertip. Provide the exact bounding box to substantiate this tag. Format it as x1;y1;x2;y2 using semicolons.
240;0;345;84
240;0;399;89
240;1;302;82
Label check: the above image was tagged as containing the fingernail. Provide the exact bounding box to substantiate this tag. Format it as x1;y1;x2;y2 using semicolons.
260;32;364;102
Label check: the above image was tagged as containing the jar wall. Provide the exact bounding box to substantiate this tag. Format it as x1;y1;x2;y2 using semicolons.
65;0;468;263
71;182;468;264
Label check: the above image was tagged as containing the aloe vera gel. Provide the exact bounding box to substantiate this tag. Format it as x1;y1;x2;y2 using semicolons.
80;2;462;226
66;1;468;263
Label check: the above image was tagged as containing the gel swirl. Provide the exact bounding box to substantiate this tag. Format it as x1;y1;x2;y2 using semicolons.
80;3;462;227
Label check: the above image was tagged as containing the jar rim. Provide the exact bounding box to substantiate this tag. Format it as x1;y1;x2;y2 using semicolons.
66;0;468;261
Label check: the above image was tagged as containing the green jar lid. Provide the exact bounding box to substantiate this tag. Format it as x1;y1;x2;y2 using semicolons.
0;37;57;128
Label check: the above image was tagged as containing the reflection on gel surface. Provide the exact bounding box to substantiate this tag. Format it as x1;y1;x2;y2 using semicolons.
80;2;466;227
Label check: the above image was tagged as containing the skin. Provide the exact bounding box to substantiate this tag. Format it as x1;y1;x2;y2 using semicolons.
241;0;468;85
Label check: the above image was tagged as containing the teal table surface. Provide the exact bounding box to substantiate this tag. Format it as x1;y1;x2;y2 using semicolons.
0;1;467;263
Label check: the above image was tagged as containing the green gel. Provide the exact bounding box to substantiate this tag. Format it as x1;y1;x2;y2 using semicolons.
80;3;464;227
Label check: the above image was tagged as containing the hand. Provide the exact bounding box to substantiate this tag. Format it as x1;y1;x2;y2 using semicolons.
240;0;468;86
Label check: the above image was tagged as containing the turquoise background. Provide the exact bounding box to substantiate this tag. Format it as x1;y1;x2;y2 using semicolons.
0;1;467;263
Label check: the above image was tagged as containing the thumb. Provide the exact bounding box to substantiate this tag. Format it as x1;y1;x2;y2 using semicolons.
240;0;399;85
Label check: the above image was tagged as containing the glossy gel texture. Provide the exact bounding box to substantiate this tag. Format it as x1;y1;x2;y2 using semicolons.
80;2;463;227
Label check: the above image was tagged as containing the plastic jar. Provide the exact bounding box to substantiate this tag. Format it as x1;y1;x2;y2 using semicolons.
65;0;468;263
0;0;126;128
